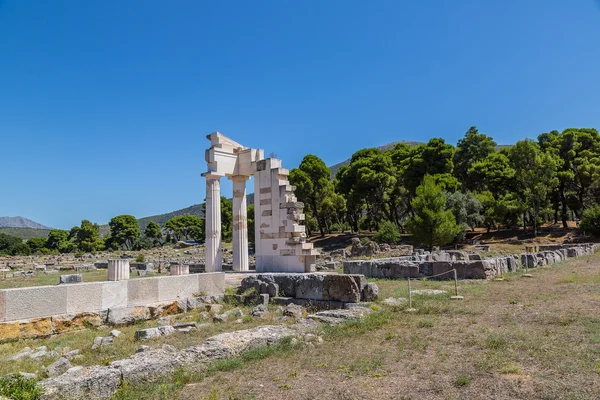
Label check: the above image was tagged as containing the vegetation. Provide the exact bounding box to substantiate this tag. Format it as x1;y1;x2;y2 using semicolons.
0;374;43;400
287;126;600;242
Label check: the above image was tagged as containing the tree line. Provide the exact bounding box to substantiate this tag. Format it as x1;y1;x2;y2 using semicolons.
289;127;600;248
0;196;256;256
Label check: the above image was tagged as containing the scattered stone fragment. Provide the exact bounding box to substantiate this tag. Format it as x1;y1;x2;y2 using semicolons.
110;330;121;337
63;349;80;360
308;307;373;324
283;304;304;319
250;304;268;318
9;347;32;361
134;326;176;340
136;345;150;353
162;344;176;352
44;357;72;378
362;282;379;301
213;307;243;323
382;297;408;306
411;289;446;295
92;336;114;350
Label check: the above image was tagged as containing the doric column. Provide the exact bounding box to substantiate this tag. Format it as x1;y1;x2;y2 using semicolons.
231;175;250;271
205;176;222;272
108;259;130;281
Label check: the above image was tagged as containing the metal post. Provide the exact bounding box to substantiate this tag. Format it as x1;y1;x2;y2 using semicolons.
406;277;416;312
451;269;464;300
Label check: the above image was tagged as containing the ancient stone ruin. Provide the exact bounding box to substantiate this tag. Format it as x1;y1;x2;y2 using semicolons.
203;132;318;273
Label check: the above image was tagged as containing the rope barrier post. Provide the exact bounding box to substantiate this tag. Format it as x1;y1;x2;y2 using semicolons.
406;277;417;313
450;269;464;300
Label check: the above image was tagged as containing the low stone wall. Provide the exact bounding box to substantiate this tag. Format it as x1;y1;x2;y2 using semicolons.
521;243;599;268
0;273;225;323
239;273;377;304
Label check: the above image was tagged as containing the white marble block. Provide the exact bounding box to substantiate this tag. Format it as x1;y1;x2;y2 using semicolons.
170;264;189;276
108;259;130;281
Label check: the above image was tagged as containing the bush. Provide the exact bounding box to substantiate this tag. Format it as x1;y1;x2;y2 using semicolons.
135;253;146;263
580;205;600;237
373;221;400;244
0;374;44;400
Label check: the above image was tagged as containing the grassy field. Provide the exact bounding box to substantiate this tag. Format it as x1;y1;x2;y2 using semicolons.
175;254;600;400
2;252;600;399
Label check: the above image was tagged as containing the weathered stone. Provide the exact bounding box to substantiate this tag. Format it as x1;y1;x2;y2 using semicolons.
250;304;268;318
92;336;114;350
283;304;304;319
59;274;83;285
107;306;150;326
135;326;175;340
44;357;72;378
0;322;21;341
382;297;408;307
9;346;32;361
308;306;372;324
150;301;184;319
295;274;324;300
20;317;53;338
362;283;379;302
41;365;122;400
322;275;360;303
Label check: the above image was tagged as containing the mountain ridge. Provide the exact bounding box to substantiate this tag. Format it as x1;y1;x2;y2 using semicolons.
0;216;51;230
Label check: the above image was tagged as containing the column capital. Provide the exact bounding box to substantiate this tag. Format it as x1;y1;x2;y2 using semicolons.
228;175;250;182
202;172;223;180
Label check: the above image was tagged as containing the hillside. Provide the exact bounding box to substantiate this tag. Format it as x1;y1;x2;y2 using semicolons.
0;216;51;230
0;227;50;240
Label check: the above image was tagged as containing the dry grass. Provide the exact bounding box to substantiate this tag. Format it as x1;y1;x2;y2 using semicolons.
174;253;600;400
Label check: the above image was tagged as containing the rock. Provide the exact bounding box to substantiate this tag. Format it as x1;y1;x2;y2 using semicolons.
213;308;243;323
266;282;279;297
136;345;150;353
283;304;304;319
382;297;408;307
323;275;361;302
45;357;72;378
63;350;80;360
361;282;379;302
411;289;446;295
250;304;268;318
308;307;372;324
107;306;150;326
111;348;182;385
157;316;173;326
134;326;176;340
109;330;121;337
41;365;122;400
162;344;177;352
91;336;114;350
9;347;32;361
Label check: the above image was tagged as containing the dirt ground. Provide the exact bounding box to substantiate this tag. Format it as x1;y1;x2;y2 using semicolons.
177;253;600;400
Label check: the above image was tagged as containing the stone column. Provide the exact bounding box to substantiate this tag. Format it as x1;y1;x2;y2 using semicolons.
108;259;130;281
231;176;249;271
170;264;189;275
205;176;222;272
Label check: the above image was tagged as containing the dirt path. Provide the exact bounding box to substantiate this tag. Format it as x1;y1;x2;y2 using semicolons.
180;254;600;400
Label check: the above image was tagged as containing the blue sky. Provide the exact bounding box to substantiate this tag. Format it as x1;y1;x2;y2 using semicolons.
1;1;600;229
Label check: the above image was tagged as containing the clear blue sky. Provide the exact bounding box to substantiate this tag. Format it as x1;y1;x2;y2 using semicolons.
2;1;600;229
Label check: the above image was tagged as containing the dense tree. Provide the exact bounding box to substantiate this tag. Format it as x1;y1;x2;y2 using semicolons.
26;237;48;253
75;220;104;252
290;155;334;236
406;175;462;250
165;215;204;241
109;215;140;250
453;126;498;190
446;191;484;232
580;205;600;237
509;140;558;237
144;221;163;245
46;229;69;251
0;233;22;255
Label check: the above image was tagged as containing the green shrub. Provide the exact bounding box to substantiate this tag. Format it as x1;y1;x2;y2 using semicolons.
580;205;600;237
0;374;44;400
373;221;400;244
135;253;146;263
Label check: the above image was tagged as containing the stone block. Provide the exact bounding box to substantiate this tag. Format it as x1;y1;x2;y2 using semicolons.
150;301;183;319
127;278;159;307
66;283;103;314
3;285;68;321
52;313;103;333
323;275;360;303
107;306;150;326
158;275;200;302
0;321;20;341
347;274;367;292
295;274;324;300
0;291;5;322
362;282;379;302
20;317;53;338
101;281;128;310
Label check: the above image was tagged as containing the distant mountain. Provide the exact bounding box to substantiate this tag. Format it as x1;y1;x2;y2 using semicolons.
329;140;424;179
0;216;51;230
